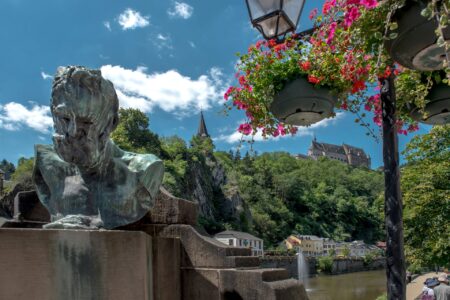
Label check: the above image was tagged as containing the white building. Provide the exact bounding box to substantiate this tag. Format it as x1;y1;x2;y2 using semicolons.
322;238;336;256
214;230;264;256
349;240;381;257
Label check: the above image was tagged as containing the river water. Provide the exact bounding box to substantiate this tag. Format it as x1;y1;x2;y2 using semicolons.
304;270;386;300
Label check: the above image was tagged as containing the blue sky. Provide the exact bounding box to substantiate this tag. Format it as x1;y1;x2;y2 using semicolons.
0;0;431;169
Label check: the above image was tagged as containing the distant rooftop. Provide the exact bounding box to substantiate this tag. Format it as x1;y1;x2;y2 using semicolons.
215;230;262;241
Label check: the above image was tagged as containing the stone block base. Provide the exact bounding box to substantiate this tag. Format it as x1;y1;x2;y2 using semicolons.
0;229;153;300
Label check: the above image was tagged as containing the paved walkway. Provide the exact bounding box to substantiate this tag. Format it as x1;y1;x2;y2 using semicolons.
407;272;437;300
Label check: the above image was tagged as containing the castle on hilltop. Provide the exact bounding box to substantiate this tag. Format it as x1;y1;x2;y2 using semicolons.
302;137;371;168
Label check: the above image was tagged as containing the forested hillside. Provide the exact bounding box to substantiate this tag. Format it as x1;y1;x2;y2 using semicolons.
213;151;385;247
0;108;386;249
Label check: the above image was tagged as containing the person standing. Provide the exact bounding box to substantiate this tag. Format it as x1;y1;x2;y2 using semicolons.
433;274;450;300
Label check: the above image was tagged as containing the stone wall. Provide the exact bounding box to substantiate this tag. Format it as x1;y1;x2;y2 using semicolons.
260;256;317;279
260;256;385;278
331;258;385;275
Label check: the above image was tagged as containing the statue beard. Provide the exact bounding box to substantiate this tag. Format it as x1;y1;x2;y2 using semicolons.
53;133;108;170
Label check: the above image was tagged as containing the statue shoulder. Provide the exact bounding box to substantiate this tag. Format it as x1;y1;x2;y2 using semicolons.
112;143;164;199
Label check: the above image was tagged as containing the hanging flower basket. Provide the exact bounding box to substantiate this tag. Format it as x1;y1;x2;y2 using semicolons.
409;81;450;124
270;77;337;126
385;0;450;71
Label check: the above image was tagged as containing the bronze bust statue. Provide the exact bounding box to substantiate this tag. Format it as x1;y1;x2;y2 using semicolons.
33;66;164;229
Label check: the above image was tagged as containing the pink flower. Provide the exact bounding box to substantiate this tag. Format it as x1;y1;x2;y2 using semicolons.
224;87;234;100
364;104;372;111
344;6;360;28
238;123;252;135
273;129;280;137
360;0;378;9
309;8;318;20
277;124;286;136
322;0;336;15
326;22;338;45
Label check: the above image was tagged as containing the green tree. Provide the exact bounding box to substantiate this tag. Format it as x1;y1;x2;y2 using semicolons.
342;246;351;258
11;157;34;189
401;125;450;268
110;108;163;156
0;159;15;180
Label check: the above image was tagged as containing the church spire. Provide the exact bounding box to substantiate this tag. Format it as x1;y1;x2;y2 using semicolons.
197;111;209;138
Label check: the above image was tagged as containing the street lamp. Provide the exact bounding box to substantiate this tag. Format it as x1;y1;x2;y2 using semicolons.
244;1;406;300
245;0;306;40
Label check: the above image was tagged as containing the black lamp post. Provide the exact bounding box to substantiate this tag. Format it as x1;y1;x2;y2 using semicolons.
245;1;406;300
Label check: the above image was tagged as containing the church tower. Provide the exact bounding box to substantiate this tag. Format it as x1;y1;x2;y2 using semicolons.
197;111;209;138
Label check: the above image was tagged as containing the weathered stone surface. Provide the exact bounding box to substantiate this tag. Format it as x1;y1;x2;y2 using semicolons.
182;268;308;300
33;66;164;229
145;187;198;225
152;238;181;300
0;228;153;300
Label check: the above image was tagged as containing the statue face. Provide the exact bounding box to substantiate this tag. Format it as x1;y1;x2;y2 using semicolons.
52;97;112;169
50;66;119;169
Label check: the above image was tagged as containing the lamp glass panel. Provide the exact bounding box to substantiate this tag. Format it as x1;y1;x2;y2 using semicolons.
247;0;282;20
257;14;291;39
282;0;305;27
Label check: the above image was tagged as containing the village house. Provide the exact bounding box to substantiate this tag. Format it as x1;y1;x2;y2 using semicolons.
283;235;325;257
214;230;264;256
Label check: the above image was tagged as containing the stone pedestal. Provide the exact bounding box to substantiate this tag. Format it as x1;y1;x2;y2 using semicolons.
0;229;154;300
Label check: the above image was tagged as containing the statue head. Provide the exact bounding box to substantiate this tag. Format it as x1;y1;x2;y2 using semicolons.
51;66;119;169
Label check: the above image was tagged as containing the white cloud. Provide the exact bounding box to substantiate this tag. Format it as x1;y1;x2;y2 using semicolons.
189;41;196;48
104;21;111;31
0;102;53;133
100;65;226;117
154;33;173;50
41;72;52;80
215;113;346;144
118;8;150;30
168;2;193;19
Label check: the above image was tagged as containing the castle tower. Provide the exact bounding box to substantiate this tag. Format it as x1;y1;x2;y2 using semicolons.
197;111;209;138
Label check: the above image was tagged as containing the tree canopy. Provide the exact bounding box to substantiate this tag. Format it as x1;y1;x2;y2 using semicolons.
401;125;450;268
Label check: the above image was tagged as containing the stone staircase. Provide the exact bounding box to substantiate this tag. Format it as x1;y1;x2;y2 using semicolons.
3;187;309;300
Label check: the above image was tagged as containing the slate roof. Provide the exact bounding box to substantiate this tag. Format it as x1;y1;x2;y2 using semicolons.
215;230;262;241
197;111;209;138
310;141;346;155
343;144;369;158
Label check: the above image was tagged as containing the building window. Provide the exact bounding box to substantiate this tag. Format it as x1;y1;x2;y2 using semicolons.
229;239;233;246
239;239;242;246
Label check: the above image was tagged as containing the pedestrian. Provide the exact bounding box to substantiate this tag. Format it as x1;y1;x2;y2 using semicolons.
421;278;438;300
433;274;450;300
407;270;412;283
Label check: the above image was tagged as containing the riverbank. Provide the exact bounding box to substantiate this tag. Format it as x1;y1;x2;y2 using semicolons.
260;256;385;278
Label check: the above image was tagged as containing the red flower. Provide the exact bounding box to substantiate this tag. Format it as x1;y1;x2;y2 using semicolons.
341;102;348;110
351;80;366;94
308;74;320;84
300;61;311;71
238;75;247;86
268;39;277;47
